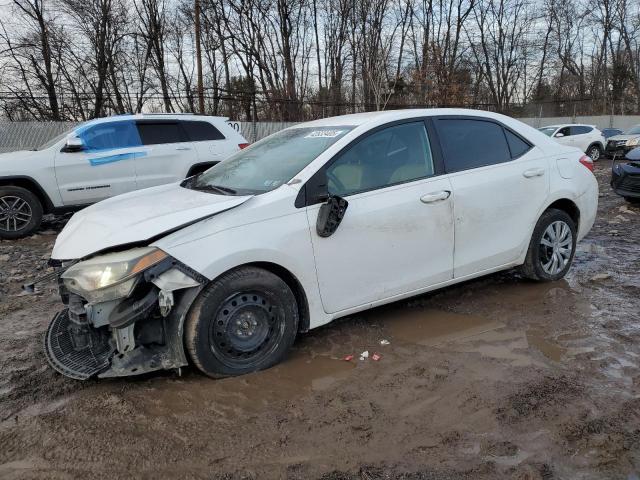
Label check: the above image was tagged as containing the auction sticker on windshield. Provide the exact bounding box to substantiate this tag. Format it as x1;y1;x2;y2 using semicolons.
305;130;346;138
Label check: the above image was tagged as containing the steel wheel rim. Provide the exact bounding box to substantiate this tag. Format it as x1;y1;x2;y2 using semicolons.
539;220;573;275
0;195;32;232
589;147;600;161
209;291;284;368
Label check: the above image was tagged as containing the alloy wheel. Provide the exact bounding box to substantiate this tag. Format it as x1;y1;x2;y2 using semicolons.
539;220;573;275
588;147;600;161
0;195;33;232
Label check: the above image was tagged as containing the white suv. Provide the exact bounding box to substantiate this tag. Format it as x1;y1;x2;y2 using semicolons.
538;124;606;161
0;114;248;239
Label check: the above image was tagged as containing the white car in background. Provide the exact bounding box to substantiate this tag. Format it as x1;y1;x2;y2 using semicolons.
538;124;606;161
0;114;248;239
44;108;599;381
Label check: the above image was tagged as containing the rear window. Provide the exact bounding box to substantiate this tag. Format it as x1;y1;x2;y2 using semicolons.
505;130;532;158
136;122;185;145
436;118;512;172
181;120;225;141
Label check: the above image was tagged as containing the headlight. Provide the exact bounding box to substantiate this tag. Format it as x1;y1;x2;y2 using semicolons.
627;138;639;146
61;247;168;303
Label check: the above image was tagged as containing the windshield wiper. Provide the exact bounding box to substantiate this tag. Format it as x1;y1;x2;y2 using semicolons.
191;183;237;195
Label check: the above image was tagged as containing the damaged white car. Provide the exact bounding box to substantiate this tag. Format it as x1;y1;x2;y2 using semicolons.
45;109;598;380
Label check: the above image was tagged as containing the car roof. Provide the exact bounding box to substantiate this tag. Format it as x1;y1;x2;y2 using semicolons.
541;124;596;129
294;108;525;128
82;113;230;127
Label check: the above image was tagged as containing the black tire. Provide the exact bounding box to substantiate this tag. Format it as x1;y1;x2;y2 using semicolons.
587;144;602;161
521;208;577;282
185;266;299;378
0;186;43;239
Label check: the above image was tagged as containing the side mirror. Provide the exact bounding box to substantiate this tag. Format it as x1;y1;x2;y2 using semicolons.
554;132;564;138
62;136;85;152
316;196;348;237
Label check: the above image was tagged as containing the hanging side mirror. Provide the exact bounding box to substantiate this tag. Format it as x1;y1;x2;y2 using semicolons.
316;196;348;237
62;136;85;153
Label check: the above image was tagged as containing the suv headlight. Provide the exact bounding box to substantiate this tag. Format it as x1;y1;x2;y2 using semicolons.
61;247;168;303
627;138;639;147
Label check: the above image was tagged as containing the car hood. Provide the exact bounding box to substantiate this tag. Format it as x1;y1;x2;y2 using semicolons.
608;134;640;142
51;183;253;260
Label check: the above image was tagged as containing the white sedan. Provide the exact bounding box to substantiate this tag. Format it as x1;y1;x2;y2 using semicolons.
45;109;598;380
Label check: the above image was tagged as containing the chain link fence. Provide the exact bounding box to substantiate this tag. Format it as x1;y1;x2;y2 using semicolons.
1;115;639;153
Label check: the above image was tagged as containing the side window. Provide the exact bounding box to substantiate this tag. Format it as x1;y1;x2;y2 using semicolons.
570;126;591;135
78;121;141;151
136;122;185;145
558;127;571;137
181;120;225;141
436;118;511;172
326;122;434;196
504;129;532;158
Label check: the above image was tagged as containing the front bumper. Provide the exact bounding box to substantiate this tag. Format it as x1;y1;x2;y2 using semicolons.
44;261;204;380
605;142;634;158
611;162;640;199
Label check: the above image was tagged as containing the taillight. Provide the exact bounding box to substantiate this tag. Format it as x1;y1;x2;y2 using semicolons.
238;143;250;150
579;154;594;172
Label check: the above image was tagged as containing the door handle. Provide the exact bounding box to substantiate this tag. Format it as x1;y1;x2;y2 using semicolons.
523;168;545;178
176;146;191;151
420;190;451;203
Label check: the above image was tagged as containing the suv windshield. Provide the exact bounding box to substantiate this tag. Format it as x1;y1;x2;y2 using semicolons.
624;126;640;135
186;126;354;195
538;127;557;137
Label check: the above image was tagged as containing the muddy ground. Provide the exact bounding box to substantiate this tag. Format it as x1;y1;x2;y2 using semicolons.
0;160;639;479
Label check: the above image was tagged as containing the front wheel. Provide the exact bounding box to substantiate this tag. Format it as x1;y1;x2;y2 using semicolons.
185;266;299;378
587;144;602;161
0;186;43;239
521;209;577;281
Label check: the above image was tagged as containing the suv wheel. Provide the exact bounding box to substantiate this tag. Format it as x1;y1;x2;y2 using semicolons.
521;208;577;282
587;144;602;161
0;186;43;239
185;266;299;378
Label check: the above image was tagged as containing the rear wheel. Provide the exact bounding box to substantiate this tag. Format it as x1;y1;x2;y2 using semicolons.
185;266;299;378
587;144;602;161
521;209;577;281
0;186;43;239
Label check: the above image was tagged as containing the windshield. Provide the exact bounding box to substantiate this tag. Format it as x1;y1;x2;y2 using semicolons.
187;126;354;195
624;125;640;135
538;127;557;137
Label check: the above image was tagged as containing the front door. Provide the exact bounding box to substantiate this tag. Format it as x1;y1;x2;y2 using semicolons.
307;121;455;314
54;120;142;205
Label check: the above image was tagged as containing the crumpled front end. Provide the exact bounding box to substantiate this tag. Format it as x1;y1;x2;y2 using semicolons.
45;248;205;380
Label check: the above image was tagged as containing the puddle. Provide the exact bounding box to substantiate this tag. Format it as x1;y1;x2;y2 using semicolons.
139;352;355;418
380;309;504;346
526;329;567;362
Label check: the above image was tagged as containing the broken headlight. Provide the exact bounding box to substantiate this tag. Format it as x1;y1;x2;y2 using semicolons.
61;247;168;303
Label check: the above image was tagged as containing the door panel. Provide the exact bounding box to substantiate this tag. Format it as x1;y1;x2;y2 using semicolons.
448;154;548;276
307;120;453;314
134;121;196;189
54;121;140;205
308;177;454;313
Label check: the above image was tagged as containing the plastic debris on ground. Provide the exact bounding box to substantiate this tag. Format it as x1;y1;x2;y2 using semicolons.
360;351;369;361
343;354;354;362
372;353;382;361
379;339;390;345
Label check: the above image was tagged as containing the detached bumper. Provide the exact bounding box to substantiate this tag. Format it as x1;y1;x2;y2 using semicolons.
605;143;633;158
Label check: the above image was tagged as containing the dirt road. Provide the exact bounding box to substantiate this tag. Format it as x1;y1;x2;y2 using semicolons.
1;160;639;479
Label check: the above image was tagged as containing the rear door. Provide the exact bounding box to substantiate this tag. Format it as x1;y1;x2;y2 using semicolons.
181;120;238;172
433;116;549;278
554;126;573;147
134;120;195;189
54;120;141;205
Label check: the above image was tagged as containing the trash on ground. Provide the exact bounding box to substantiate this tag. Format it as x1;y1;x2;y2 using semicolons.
372;353;382;361
379;339;390;345
343;354;354;362
590;273;611;281
360;351;369;361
